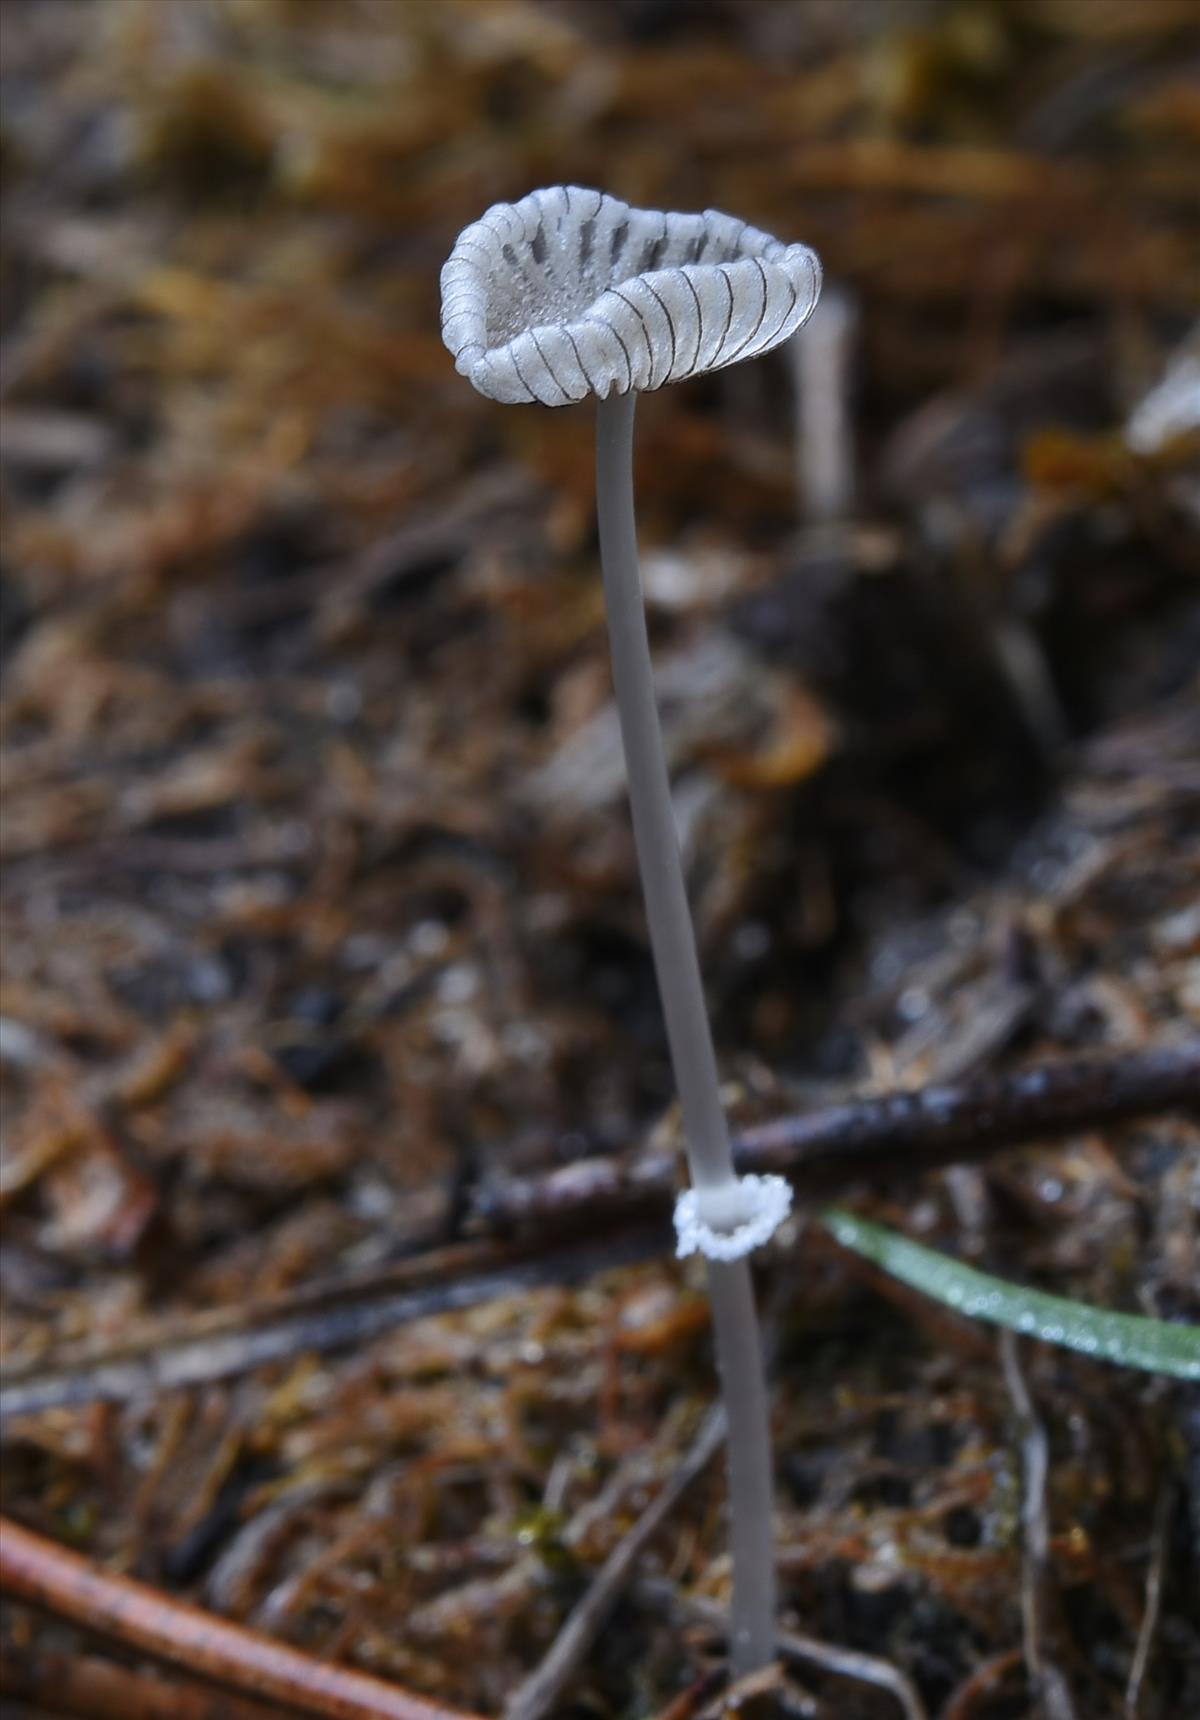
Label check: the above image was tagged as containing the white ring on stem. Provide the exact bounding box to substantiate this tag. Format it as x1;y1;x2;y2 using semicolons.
673;1173;793;1262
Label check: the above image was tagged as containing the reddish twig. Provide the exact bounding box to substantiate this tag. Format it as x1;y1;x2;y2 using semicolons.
0;1642;293;1720
0;1517;484;1720
648;1668;727;1720
939;1647;1023;1720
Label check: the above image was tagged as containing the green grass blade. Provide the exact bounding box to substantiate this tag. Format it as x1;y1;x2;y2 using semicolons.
822;1208;1200;1380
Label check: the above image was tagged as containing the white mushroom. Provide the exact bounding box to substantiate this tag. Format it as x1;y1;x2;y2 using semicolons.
441;188;819;1676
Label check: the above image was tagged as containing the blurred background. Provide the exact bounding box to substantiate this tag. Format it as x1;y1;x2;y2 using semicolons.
1;1;1198;1712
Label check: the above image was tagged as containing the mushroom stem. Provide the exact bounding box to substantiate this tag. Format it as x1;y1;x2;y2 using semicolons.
594;391;730;1193
595;390;777;1674
707;1258;779;1672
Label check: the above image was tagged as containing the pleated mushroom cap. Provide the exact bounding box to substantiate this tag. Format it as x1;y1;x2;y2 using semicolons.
441;186;822;407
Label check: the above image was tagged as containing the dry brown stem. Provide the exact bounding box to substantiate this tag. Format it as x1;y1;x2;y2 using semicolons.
0;1517;484;1720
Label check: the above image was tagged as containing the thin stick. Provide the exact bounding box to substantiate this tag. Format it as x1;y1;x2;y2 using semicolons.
940;1647;1024;1720
595;390;778;1672
0;1517;483;1720
1124;1478;1174;1719
648;1668;726;1720
999;1335;1077;1720
504;1406;726;1720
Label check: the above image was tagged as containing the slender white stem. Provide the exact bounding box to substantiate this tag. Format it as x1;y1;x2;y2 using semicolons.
707;1258;779;1672
594;391;730;1193
594;389;777;1674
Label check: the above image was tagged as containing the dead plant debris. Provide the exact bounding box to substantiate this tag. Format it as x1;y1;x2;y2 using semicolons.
1;2;1197;1717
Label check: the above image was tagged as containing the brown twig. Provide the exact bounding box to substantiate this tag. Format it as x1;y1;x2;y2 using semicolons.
939;1647;1023;1720
474;1041;1200;1228
3;1046;1195;1424
0;1643;294;1720
648;1667;727;1720
649;1664;725;1720
0;1517;484;1720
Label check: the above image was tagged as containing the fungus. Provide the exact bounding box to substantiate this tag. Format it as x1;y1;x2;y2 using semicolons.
441;186;821;1674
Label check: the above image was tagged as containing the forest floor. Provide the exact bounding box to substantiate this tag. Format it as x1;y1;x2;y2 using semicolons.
1;3;1198;1718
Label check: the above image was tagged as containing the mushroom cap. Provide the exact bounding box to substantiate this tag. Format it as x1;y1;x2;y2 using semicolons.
441;186;822;407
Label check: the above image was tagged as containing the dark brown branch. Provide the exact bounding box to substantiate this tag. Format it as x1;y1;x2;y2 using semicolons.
2;1046;1194;1424
473;1042;1200;1228
0;1516;483;1720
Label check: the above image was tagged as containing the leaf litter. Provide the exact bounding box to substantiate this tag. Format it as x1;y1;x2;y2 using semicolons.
1;2;1198;1716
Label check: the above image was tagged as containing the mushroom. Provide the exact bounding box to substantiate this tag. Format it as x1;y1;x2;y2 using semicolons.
441;186;821;1674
